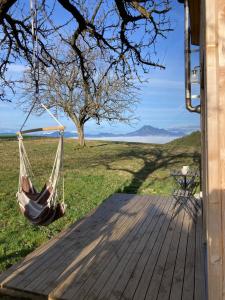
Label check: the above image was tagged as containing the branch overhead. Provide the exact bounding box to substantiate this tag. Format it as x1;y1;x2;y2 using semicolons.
0;0;172;101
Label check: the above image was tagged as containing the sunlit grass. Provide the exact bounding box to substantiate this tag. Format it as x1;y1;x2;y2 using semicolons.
0;132;200;272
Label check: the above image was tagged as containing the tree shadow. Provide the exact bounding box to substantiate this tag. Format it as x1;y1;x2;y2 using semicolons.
0;193;206;300
0;194;150;298
0;248;36;270
87;143;108;148
101;147;200;194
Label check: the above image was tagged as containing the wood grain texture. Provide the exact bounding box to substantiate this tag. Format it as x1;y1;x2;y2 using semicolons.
17;126;65;135
203;0;225;299
189;0;200;45
0;193;206;300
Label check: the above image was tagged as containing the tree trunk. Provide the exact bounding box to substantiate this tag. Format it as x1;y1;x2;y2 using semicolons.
67;112;86;147
77;123;85;147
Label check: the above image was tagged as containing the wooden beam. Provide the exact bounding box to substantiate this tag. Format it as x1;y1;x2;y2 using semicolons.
202;0;225;299
218;0;225;297
189;0;200;45
17;126;65;135
177;0;200;45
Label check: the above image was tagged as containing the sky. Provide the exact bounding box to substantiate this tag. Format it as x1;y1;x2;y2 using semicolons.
0;1;200;134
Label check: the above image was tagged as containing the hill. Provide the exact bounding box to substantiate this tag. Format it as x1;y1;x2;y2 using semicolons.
167;131;201;148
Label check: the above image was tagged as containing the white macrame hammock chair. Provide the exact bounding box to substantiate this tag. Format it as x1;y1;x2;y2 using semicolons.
16;0;66;226
17;131;66;226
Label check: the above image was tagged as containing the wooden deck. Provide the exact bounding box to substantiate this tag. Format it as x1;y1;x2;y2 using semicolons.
0;193;206;300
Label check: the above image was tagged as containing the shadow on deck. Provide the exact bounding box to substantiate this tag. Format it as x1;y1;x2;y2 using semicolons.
0;193;206;300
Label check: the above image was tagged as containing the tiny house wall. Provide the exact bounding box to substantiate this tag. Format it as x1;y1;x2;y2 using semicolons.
180;0;225;298
199;0;225;299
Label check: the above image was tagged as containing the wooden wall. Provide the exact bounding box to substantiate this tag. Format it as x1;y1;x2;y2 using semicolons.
201;0;225;298
189;0;200;45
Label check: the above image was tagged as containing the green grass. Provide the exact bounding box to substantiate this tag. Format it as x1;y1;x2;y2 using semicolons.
0;132;201;272
166;131;201;148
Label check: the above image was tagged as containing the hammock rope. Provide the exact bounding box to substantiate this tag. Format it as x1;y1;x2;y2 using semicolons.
16;0;66;226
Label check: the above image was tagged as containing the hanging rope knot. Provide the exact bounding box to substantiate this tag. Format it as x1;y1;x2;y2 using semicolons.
17;133;23;140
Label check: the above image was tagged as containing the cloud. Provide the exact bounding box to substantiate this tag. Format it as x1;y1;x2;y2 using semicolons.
141;78;184;89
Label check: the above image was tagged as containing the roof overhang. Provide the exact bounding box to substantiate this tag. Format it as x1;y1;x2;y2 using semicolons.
178;0;200;46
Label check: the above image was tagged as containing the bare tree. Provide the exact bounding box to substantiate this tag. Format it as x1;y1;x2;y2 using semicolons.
0;0;172;101
21;48;138;147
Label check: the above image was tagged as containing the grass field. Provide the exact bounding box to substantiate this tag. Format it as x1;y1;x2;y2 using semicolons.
0;132;201;273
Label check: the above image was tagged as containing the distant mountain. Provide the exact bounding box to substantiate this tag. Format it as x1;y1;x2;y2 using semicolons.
86;132;118;138
0;125;185;138
123;125;183;137
85;125;184;138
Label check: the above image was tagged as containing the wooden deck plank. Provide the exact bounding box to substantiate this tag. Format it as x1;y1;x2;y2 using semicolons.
0;194;124;286
0;194;206;300
20;195;146;293
5;194;152;295
94;196;170;300
117;197;173;300
4;193;141;291
156;211;186;300
194;207;207;300
54;195;156;299
169;212;190;300
41;195;153;298
104;196;169;300
132;199;177;300
145;211;185;300
182;215;196;300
